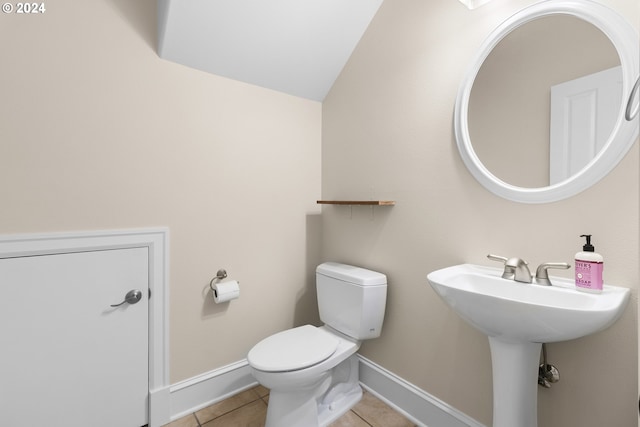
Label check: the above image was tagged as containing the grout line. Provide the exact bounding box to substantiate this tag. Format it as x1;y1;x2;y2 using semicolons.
194;387;265;425
351;409;374;427
204;397;267;424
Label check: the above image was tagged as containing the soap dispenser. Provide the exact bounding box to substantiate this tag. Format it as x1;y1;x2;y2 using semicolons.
575;234;603;293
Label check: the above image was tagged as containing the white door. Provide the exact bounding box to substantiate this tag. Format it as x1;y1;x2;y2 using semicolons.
0;247;149;427
549;65;622;184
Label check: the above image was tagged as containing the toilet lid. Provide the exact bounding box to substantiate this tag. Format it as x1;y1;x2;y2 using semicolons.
248;325;339;372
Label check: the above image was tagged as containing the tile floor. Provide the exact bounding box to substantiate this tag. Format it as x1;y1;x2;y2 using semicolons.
163;385;416;427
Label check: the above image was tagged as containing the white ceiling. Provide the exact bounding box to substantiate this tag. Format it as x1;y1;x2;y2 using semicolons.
157;0;384;101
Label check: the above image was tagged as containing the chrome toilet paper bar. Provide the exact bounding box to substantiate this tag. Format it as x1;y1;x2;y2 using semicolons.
209;269;228;290
209;269;240;303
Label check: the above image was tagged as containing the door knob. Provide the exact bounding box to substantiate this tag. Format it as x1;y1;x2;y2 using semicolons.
110;289;142;307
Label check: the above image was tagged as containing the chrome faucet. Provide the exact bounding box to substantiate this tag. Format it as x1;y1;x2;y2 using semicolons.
535;262;571;286
488;255;571;286
487;254;532;283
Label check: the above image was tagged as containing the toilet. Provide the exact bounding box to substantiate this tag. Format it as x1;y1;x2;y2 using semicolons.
247;262;388;427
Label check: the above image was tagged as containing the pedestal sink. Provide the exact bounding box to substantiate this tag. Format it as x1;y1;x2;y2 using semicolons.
427;264;630;427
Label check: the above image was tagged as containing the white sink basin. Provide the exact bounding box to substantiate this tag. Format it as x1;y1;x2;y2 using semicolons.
427;263;630;427
427;263;630;343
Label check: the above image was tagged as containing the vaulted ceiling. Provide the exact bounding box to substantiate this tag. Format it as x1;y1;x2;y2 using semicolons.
158;0;384;101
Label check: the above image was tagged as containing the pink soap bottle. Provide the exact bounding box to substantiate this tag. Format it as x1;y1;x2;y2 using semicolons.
575;234;604;293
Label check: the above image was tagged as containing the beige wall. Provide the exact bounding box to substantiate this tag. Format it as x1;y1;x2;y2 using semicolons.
2;0;638;425
0;0;322;382
322;0;638;426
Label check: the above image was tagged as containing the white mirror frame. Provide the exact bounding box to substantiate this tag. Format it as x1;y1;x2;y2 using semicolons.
454;0;639;203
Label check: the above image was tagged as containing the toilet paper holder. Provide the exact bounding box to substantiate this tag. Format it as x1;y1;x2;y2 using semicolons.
209;269;240;303
209;269;228;291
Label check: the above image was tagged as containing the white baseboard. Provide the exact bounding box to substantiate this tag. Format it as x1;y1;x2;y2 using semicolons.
150;386;171;427
358;355;486;427
166;355;485;427
168;360;258;421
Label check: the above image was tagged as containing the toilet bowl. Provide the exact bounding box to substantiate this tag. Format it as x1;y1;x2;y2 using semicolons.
248;325;361;427
247;262;388;427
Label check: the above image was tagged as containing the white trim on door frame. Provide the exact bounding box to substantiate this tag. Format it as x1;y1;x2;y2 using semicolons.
0;228;171;427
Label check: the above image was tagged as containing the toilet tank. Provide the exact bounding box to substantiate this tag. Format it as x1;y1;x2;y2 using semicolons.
316;262;387;340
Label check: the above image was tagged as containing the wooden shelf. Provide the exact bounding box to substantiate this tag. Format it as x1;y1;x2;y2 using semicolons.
316;200;395;206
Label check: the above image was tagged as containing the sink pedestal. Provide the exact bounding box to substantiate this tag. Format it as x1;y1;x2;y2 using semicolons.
489;338;541;427
428;264;631;427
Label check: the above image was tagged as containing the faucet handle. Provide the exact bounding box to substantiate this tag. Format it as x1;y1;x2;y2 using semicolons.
535;262;571;286
487;254;509;264
487;254;529;280
487;254;513;279
487;254;529;267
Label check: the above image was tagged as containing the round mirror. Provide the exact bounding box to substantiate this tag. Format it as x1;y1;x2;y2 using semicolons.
455;0;639;203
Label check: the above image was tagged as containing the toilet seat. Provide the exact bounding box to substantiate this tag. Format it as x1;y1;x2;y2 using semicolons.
248;325;339;372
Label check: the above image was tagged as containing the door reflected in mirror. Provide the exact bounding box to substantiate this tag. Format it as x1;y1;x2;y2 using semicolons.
468;15;620;188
